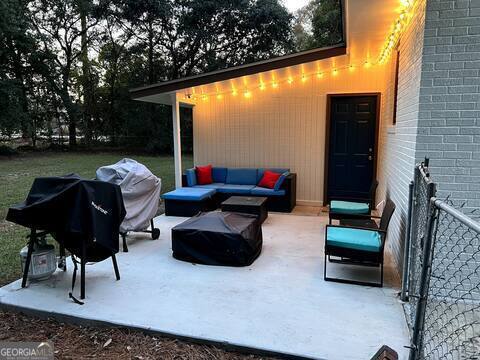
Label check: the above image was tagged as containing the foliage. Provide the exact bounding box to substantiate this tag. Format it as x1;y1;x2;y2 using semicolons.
0;0;342;153
293;0;343;51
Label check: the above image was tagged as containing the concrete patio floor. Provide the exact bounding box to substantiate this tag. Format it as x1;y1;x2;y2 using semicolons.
0;212;409;360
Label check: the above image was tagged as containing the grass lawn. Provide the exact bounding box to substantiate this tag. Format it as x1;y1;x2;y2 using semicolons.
0;152;192;286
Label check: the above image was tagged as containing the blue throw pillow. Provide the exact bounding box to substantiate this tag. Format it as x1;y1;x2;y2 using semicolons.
274;171;289;191
185;168;197;187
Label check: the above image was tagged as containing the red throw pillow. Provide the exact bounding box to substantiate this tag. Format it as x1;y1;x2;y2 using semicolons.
258;170;281;189
196;165;213;185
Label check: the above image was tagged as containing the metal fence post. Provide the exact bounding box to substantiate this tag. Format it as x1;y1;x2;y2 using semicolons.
408;186;437;360
401;181;414;301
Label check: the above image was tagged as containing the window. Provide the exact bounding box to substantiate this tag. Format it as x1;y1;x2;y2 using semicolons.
393;49;400;125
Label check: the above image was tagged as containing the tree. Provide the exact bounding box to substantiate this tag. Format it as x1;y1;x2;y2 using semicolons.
0;0;34;139
293;0;343;51
29;0;100;147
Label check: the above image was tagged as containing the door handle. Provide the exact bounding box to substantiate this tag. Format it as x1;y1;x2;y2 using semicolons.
368;155;373;161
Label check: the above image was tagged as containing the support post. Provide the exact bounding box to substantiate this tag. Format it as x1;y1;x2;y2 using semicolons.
401;181;414;301
171;93;182;189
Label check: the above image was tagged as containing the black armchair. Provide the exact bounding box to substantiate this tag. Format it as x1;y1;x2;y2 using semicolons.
324;199;396;287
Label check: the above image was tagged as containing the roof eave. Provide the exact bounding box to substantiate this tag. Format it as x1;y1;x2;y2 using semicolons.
130;44;347;100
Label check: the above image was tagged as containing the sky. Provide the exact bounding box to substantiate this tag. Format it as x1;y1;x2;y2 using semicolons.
283;0;310;13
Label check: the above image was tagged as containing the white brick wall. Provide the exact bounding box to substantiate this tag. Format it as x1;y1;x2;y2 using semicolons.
378;0;428;274
417;0;480;212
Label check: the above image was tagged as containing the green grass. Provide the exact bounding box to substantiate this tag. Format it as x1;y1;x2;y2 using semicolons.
0;152;192;285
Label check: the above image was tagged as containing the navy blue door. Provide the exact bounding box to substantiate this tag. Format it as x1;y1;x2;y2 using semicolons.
326;95;377;203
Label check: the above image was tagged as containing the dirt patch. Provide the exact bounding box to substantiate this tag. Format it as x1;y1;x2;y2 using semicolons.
0;311;276;360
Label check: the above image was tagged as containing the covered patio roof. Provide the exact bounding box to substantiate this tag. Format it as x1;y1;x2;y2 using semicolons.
128;0;405;190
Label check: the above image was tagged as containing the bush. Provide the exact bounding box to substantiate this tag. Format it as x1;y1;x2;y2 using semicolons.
0;145;18;156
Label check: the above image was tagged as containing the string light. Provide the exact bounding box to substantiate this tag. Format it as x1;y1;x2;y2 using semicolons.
185;0;418;104
378;0;416;64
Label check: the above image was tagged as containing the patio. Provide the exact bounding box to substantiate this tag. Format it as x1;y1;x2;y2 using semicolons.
0;210;409;360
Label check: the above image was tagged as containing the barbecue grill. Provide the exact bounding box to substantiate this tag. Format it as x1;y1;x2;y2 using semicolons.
6;174;126;303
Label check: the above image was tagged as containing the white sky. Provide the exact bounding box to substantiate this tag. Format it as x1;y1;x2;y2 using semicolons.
282;0;310;12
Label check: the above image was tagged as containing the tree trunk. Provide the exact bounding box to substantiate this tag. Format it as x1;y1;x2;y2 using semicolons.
80;0;92;145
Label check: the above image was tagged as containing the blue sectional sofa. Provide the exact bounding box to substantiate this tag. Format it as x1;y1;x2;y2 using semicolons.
181;166;296;213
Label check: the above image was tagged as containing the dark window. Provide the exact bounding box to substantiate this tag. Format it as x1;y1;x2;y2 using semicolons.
393;49;400;125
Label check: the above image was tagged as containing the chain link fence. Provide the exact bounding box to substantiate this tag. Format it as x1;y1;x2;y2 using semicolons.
405;160;480;359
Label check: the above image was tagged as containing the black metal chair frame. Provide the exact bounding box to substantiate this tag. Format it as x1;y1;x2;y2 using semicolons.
21;228;120;301
328;180;379;224
120;218;160;252
324;199;395;287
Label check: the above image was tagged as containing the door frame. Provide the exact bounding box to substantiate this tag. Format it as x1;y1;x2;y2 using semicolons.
323;93;381;206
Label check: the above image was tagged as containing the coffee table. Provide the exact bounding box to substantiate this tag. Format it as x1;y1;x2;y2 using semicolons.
221;196;268;224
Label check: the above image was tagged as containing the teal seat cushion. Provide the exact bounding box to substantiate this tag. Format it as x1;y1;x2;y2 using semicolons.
162;188;215;201
330;200;369;214
326;227;381;252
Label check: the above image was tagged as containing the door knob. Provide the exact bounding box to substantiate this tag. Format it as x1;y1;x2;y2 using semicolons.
368;155;373;161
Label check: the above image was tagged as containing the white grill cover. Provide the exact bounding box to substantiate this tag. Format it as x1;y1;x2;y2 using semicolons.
96;158;161;233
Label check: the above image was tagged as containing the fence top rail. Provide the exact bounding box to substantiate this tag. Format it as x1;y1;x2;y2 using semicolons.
432;197;480;234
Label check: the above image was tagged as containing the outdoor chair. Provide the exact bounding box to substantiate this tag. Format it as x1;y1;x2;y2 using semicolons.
328;180;378;224
324;199;396;287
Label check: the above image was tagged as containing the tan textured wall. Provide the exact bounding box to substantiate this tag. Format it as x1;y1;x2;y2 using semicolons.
193;60;388;205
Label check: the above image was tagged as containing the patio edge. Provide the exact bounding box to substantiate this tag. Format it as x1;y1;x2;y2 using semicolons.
0;302;324;360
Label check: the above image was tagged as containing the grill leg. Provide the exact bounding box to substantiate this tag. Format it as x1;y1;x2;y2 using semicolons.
21;229;36;288
112;254;120;281
80;243;86;300
121;233;128;252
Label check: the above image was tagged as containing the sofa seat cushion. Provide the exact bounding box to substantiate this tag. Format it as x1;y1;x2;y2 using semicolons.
330;200;369;214
226;168;258;185
217;184;255;194
250;186;286;196
326;227;381;252
193;183;225;190
162;188;215;201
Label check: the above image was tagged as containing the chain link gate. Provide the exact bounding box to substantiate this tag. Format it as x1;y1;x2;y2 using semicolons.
404;160;480;359
403;159;437;329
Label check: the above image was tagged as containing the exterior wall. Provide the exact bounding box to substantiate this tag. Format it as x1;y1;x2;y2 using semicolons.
377;0;427;272
416;0;480;212
193;64;387;206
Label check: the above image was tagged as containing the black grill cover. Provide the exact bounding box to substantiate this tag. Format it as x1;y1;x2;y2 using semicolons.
171;211;262;266
6;174;126;262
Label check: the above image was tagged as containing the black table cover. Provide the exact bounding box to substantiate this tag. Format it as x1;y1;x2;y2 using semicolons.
171;211;262;266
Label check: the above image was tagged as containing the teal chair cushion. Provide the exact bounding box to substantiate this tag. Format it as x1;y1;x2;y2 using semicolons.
326;227;381;252
330;200;369;214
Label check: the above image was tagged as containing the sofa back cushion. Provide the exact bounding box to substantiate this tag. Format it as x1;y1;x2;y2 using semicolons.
226;168;258;185
257;168;289;183
185;168;197;187
212;167;227;183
